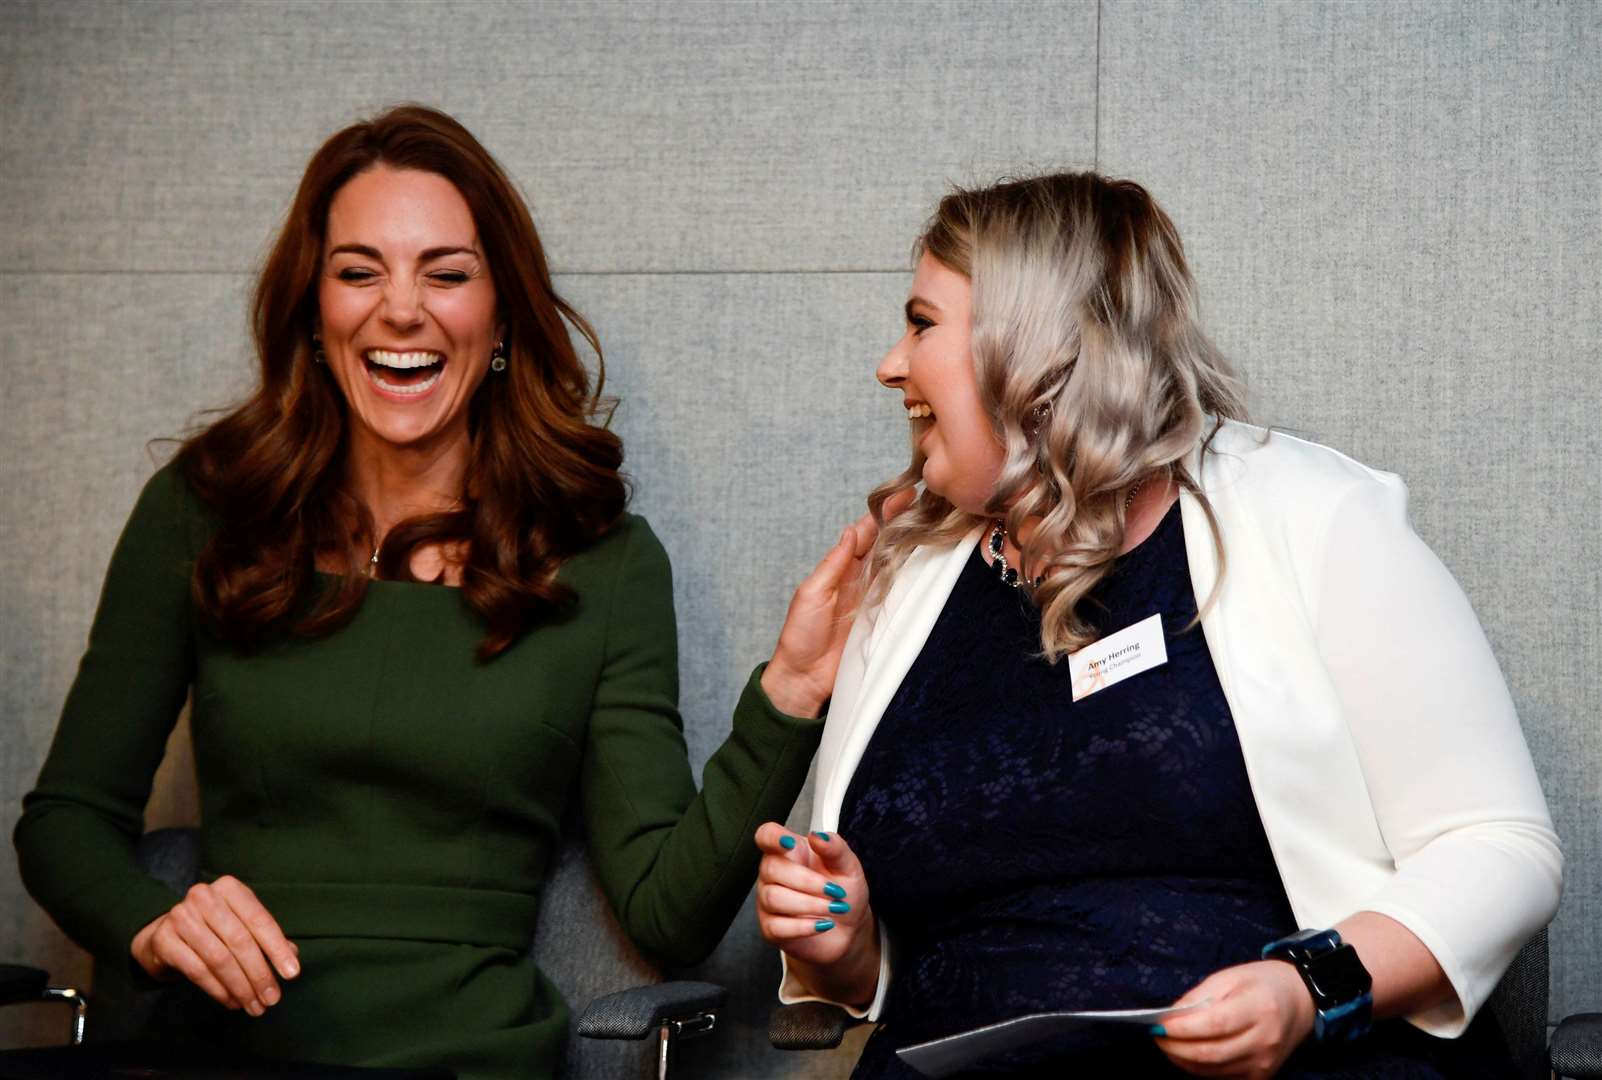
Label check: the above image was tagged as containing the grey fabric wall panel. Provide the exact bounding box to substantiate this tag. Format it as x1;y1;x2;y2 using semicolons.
1099;0;1601;1022
0;271;255;802
0;0;1096;275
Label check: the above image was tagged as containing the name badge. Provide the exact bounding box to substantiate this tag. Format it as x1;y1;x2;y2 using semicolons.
1067;612;1168;702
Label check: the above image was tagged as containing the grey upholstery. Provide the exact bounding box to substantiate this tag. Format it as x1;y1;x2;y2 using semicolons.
529;819;677;1078
1485;928;1549;1080
134;828;201;896
576;981;725;1041
769;1002;852;1052
1552;1014;1602;1080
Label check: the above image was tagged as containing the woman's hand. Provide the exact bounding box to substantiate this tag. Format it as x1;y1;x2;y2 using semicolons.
755;823;880;1008
762;490;915;718
130;875;300;1016
1153;960;1314;1078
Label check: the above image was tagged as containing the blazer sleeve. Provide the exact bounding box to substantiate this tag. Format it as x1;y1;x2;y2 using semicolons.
778;920;892;1020
13;464;198;963
1312;475;1562;1034
580;516;824;969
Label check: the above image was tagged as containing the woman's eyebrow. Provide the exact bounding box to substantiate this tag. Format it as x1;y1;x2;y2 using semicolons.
419;245;479;261
328;242;383;259
905;295;941;321
325;244;479;261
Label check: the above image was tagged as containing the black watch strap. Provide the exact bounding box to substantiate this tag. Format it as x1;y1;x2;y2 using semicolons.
1261;928;1374;1043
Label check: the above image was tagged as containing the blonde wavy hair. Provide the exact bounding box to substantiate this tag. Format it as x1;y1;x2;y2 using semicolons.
866;172;1249;660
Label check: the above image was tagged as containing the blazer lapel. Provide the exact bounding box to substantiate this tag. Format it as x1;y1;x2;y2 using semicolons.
813;528;982;829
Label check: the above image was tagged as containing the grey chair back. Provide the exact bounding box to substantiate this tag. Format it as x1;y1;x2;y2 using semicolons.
531;823;662;1079
1487;928;1550;1080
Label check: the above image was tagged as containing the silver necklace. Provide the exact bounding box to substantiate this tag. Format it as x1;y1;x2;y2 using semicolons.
989;479;1145;590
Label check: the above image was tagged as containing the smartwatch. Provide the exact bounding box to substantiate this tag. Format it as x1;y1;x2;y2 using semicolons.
1260;928;1374;1043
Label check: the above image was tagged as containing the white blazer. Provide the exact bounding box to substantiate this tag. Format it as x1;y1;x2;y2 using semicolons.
780;421;1562;1038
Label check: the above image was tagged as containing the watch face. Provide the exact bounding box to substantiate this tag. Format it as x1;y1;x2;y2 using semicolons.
1265;928;1341;963
1303;945;1374;1003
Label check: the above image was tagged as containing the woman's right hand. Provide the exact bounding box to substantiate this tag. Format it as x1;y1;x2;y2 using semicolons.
755;823;880;1008
130;875;299;1016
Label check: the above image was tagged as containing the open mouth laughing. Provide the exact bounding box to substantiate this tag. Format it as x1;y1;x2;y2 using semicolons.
364;349;445;396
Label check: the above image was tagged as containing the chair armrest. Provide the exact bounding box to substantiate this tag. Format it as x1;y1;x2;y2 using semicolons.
769;1000;858;1050
576;980;726;1040
0;963;88;1045
0;964;48;1006
1552;1012;1602;1080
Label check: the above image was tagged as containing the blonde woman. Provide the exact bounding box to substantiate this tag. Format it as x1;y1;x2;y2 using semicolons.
753;175;1560;1078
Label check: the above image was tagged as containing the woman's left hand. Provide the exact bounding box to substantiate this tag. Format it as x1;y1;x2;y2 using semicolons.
762;490;914;718
1153;960;1315;1079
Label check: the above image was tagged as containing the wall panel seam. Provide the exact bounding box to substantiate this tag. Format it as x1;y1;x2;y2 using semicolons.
1093;0;1102;169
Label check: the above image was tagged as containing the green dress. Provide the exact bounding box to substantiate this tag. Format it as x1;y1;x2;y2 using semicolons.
14;464;824;1078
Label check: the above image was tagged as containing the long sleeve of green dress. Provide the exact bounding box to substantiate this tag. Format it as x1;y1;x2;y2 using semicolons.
15;463;823;1075
579;516;822;968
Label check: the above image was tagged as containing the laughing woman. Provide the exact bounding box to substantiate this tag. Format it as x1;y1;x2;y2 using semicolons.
755;174;1561;1078
14;105;868;1078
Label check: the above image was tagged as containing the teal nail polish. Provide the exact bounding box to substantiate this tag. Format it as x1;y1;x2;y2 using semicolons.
1148;1024;1167;1038
814;919;835;932
822;882;847;900
779;835;796;850
828;900;850;914
814;831;831;842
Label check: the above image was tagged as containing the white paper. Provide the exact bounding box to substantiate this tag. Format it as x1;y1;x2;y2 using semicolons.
895;1000;1209;1078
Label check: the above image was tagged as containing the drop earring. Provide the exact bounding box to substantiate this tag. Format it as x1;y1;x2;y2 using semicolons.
1027;401;1051;438
1029;401;1053;476
312;334;326;364
490;341;507;372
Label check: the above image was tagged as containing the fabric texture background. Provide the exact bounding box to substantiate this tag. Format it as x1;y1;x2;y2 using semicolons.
1;1;1596;1075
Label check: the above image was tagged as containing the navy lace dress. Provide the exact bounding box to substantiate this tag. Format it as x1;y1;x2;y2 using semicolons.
839;503;1514;1079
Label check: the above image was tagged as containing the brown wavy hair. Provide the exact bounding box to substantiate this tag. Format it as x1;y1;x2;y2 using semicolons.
866;173;1248;660
176;104;625;661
